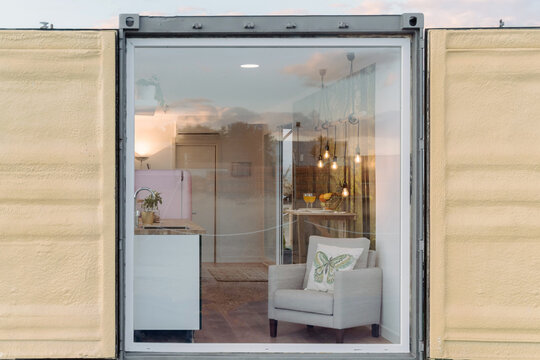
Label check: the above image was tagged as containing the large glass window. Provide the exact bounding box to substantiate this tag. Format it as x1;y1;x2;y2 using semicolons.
125;38;410;353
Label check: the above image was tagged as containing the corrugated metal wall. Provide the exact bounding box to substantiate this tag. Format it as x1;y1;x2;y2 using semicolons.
0;31;116;358
2;25;540;360
429;29;540;360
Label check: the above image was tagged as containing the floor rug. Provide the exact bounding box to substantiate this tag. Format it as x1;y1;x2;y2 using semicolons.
207;264;268;282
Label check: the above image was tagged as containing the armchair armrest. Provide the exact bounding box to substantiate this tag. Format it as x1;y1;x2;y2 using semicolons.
268;264;306;318
333;267;382;329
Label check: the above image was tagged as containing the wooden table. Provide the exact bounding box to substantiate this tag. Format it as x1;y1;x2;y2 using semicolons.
284;209;356;263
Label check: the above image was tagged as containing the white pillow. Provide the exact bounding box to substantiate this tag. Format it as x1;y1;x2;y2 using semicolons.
305;244;363;292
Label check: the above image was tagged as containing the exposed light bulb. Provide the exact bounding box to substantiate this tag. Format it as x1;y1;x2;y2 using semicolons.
341;181;349;197
331;156;338;170
317;155;324;168
324;144;330;159
355;153;361;163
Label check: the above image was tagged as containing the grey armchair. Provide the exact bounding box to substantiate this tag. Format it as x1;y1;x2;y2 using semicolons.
268;236;382;343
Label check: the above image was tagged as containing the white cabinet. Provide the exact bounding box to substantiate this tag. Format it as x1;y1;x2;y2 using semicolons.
134;235;200;330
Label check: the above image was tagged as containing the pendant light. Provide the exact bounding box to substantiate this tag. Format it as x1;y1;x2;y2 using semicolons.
324;143;331;159
343;52;362;164
331;126;338;170
317;134;324;168
342;116;350;197
323;123;331;160
342;180;349;197
354;106;361;163
354;109;361;163
354;146;361;163
318;69;331;161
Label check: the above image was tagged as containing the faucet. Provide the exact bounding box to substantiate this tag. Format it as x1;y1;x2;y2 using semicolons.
134;187;156;228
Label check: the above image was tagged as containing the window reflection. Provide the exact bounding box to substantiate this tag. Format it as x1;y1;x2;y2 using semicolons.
132;45;402;345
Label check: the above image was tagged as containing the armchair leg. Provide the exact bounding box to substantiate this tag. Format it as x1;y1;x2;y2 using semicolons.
269;319;278;337
336;329;345;343
371;324;380;337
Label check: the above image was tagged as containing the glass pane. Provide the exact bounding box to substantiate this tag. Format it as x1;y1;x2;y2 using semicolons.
131;43;404;346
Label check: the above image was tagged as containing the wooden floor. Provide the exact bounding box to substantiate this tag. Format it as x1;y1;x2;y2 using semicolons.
195;263;390;344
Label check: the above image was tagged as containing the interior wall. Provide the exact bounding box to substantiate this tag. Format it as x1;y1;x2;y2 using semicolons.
429;29;540;360
0;30;116;358
372;51;402;344
173;124;268;263
216;123;266;263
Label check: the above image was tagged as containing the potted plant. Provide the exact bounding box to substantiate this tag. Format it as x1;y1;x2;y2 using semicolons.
141;192;162;225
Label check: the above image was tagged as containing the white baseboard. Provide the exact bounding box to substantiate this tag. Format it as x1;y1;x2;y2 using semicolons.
380;324;400;344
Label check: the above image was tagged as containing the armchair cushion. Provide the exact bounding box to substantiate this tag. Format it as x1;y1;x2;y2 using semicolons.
274;289;334;315
303;236;371;288
305;243;364;292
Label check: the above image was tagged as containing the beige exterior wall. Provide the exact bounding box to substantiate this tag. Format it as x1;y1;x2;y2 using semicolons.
0;31;116;358
429;29;540;360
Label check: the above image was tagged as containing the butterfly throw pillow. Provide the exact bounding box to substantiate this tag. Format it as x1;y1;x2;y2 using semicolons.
305;244;363;292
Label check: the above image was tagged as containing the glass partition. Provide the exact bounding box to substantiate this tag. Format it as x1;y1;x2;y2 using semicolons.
126;38;410;353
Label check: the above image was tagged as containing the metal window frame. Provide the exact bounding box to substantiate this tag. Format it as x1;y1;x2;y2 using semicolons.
117;13;425;360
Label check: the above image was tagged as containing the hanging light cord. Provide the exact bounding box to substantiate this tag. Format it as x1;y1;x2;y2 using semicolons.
319;69;325;154
319;68;331;156
346;52;358;125
355;57;361;159
326;127;330;151
333;126;337;155
350;59;356;121
344;123;348;176
317;69;325;129
356;90;361;155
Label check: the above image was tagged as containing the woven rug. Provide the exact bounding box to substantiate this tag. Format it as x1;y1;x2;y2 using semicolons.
207;264;268;282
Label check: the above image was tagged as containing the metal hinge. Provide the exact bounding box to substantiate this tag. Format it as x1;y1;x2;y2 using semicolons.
418;239;424;253
419;138;424;151
419;340;425;352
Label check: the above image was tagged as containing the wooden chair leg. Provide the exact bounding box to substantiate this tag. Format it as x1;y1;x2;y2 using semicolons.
371;324;380;337
269;319;278;337
336;329;345;343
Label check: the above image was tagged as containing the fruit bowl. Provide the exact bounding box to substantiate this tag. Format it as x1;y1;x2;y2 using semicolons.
319;192;344;210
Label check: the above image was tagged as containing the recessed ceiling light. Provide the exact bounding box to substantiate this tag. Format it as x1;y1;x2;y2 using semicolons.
240;64;259;68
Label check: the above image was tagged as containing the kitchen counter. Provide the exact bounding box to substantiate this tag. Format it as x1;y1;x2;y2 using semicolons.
134;218;206;235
